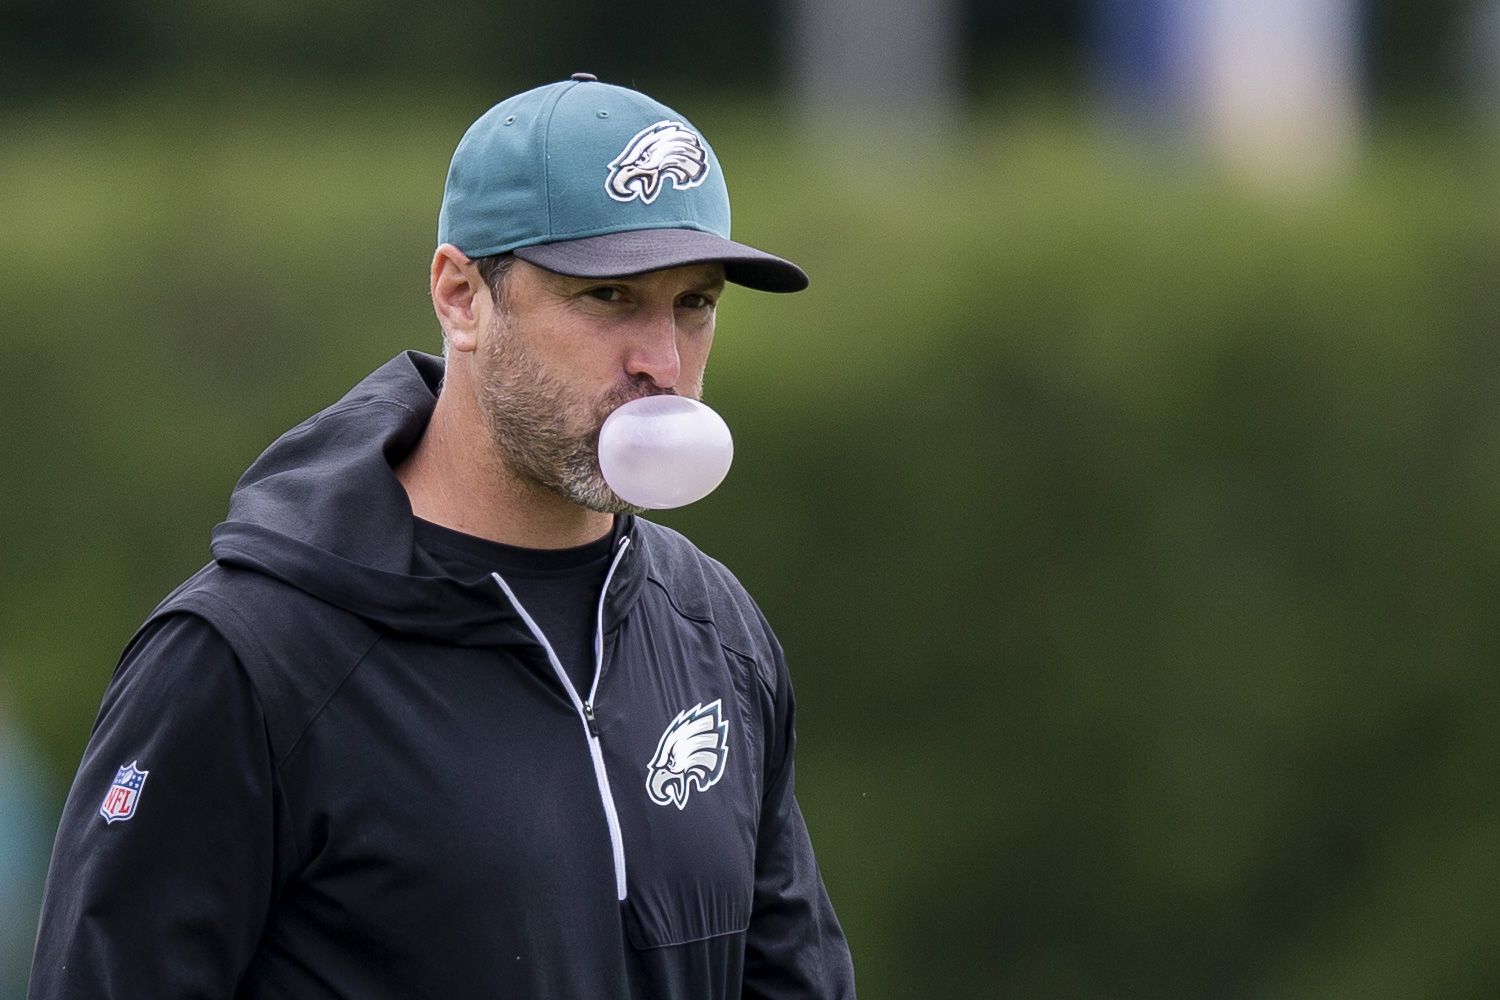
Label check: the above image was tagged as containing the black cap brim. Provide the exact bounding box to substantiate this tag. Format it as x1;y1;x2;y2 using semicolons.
512;228;808;292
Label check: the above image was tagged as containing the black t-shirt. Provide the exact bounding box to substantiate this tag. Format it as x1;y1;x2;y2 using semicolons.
412;517;619;696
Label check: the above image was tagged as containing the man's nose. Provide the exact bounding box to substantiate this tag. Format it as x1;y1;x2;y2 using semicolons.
624;308;681;389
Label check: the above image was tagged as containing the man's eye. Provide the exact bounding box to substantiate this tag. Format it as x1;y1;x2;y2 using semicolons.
678;293;715;310
586;287;624;302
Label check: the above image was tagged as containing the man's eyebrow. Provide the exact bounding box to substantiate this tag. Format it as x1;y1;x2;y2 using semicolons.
685;270;727;291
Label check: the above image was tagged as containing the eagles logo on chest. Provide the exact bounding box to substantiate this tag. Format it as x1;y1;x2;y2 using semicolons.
605;121;710;205
646;700;729;809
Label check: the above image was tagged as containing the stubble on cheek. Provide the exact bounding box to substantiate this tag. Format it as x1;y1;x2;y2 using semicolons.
474;321;663;513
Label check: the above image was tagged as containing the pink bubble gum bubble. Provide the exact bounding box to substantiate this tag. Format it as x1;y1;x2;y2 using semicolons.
598;396;734;510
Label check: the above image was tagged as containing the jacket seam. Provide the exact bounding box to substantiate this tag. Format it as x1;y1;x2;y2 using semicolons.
188;589;385;771
274;632;387;770
643;574;757;663
630;922;750;951
206;593;384;878
719;641;766;805
149;595;310;874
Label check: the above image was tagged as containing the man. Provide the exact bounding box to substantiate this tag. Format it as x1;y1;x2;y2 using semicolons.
30;75;855;998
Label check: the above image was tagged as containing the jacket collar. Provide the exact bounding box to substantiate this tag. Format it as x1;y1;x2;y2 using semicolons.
213;351;649;647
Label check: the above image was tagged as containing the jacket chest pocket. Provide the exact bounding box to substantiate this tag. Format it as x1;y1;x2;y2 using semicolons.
612;717;760;949
621;793;758;948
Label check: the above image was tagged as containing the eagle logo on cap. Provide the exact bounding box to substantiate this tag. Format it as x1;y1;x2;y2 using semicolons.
646;700;728;810
606;121;710;205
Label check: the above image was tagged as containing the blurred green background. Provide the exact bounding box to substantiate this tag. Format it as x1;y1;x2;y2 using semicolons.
5;2;1500;997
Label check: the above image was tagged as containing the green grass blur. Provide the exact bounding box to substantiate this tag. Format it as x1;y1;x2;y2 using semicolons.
4;85;1500;997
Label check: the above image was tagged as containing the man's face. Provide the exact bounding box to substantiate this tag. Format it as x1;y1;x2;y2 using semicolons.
472;258;725;514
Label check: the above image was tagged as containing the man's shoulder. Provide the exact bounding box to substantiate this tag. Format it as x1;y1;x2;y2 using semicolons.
155;560;377;645
633;518;780;667
632;518;754;609
146;561;383;762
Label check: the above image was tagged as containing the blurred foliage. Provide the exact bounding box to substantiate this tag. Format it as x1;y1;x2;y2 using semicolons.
5;83;1500;999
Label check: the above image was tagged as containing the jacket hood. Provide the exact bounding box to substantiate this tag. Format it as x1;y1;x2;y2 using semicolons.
210;351;645;646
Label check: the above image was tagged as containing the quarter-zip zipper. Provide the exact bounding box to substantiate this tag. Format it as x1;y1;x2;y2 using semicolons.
491;535;633;901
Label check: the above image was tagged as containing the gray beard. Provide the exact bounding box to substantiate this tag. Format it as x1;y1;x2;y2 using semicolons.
474;318;653;516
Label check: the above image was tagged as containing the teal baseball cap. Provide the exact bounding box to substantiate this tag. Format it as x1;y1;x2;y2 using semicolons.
437;74;808;292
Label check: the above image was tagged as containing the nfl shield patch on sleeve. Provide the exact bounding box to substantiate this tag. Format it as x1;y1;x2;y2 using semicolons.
99;761;149;823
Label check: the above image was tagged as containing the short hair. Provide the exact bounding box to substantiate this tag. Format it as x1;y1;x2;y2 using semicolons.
474;252;517;305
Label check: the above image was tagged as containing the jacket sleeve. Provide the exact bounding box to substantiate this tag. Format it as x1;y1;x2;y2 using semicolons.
29;613;281;999
742;636;856;999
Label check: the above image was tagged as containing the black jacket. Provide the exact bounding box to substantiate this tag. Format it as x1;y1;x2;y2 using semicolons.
30;352;855;999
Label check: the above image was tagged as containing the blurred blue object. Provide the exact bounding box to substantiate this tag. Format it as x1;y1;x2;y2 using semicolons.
1088;0;1186;126
1088;0;1363;186
0;708;50;999
1462;0;1500;117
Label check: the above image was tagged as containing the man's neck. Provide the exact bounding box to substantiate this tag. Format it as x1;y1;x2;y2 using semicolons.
395;374;613;551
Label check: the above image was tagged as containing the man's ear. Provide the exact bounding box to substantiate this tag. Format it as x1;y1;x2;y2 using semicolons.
431;244;487;354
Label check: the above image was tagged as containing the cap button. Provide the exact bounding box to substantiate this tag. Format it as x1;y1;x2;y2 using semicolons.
570;72;598;82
